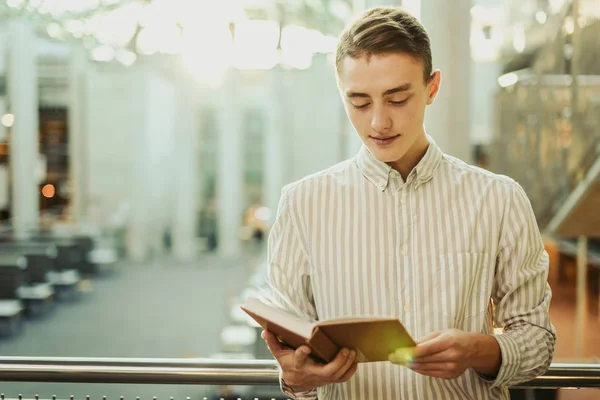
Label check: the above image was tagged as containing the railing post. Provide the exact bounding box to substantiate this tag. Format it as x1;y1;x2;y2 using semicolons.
575;235;588;358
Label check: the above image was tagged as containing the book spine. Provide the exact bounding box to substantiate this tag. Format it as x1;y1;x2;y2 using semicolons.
307;326;339;363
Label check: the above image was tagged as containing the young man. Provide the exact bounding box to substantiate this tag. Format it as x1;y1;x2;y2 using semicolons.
261;6;555;400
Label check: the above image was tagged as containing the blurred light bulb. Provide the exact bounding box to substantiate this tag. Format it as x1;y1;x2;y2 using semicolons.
498;73;518;88
64;20;85;38
564;17;575;34
1;114;15;128
254;207;271;222
535;11;547;24
46;22;63;38
42;184;55;198
512;24;526;53
115;49;137;66
7;0;25;8
91;45;115;62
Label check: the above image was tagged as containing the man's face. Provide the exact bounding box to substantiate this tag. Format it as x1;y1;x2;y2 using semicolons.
337;52;440;164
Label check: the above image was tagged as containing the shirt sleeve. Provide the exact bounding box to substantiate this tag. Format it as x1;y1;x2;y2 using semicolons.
281;376;319;400
264;185;318;400
482;181;557;388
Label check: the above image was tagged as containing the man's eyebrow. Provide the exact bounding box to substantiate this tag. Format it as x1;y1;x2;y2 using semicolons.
345;83;412;98
383;83;412;95
345;91;370;98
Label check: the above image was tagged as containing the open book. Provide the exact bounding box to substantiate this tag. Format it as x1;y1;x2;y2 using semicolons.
241;296;415;363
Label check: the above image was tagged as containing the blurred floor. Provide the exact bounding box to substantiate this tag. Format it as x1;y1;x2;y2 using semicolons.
0;254;254;400
550;285;600;362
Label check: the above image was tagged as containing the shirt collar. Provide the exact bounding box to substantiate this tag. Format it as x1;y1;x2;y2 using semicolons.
355;135;443;192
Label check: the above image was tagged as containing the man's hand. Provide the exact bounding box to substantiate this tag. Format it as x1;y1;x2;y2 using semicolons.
262;330;358;392
389;329;501;380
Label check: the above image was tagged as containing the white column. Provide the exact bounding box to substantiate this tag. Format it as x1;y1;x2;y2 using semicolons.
85;63;140;245
344;118;363;160
7;20;39;238
263;66;289;223
421;0;472;163
289;54;342;180
127;64;151;262
470;61;502;146
0;97;7;143
67;45;88;223
401;0;421;20
217;68;244;257
0;25;6;76
171;62;200;261
127;62;177;261
145;65;176;259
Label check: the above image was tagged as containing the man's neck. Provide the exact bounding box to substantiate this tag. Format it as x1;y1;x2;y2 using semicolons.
387;133;430;181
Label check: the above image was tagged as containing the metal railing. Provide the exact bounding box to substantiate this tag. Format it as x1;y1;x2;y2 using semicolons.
0;357;598;389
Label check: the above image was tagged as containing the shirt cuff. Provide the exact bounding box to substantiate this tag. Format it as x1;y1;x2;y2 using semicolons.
279;370;317;400
476;333;521;389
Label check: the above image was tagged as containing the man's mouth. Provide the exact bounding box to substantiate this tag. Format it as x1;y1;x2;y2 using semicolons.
370;135;400;146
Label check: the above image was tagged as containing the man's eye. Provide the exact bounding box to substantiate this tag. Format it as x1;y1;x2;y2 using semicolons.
352;103;370;109
390;99;408;106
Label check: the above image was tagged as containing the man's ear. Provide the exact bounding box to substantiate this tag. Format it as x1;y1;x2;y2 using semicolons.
426;70;441;105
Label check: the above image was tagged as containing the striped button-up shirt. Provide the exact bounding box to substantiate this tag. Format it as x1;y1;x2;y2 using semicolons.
266;138;556;400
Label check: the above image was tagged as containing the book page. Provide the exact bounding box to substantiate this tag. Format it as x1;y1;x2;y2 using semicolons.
316;318;415;362
316;316;398;326
241;296;314;339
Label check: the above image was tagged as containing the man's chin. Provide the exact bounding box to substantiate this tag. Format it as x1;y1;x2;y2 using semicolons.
369;146;408;164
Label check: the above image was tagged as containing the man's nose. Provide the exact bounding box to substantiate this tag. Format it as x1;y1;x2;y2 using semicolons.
370;106;392;134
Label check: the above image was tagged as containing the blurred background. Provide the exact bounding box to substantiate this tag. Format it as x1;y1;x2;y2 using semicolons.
0;0;598;399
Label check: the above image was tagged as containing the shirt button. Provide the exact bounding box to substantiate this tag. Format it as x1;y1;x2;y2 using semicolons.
378;182;386;189
404;304;411;313
401;245;408;256
401;195;406;205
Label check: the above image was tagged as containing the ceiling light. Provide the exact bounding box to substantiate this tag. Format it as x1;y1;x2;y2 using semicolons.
90;45;115;62
115;49;137;66
498;73;518;88
6;0;25;9
1;114;15;128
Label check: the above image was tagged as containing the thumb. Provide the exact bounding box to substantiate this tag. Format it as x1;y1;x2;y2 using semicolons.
262;330;288;357
389;347;415;365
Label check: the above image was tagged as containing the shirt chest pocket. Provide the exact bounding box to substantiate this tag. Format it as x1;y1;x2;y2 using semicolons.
422;252;494;333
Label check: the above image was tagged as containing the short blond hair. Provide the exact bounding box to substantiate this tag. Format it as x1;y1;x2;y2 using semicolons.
335;7;432;82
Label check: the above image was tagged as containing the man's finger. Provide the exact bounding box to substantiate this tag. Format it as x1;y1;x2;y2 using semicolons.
415;331;442;345
293;345;313;369
413;335;449;359
332;350;356;380
262;330;289;357
338;362;359;382
410;362;456;372
309;348;350;377
411;349;456;364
